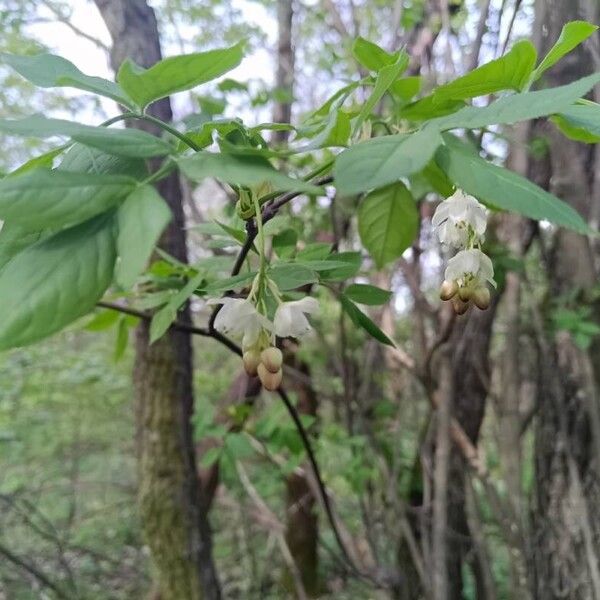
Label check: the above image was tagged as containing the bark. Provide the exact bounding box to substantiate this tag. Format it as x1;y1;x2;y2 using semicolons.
283;349;319;597
531;1;600;598
272;0;294;145
93;2;220;598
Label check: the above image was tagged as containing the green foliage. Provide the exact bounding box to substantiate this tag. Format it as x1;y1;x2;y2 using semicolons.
358;182;418;268
115;185;172;290
344;283;392;305
0;169;135;230
0;51;133;107
334;127;443;194
117;42;244;109
340;294;394;346
0;114;173;157
532;21;599;82
431;40;537;101
178;152;323;194
436;136;590;234
0;213;116;350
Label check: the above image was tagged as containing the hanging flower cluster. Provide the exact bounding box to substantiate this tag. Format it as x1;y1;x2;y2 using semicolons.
212;295;319;390
211;186;319;391
432;189;495;314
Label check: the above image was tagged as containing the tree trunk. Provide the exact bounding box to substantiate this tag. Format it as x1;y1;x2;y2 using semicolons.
93;2;220;598
272;0;294;145
532;1;600;598
283;350;319;597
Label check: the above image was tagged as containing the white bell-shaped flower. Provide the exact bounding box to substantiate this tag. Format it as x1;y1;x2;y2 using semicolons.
211;298;273;347
444;248;495;288
432;189;487;248
274;297;319;338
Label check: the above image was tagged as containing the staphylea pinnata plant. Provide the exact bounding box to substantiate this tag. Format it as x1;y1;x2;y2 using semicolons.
0;21;598;390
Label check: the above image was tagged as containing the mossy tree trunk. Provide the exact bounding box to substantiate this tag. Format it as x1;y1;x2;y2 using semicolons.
93;1;220;598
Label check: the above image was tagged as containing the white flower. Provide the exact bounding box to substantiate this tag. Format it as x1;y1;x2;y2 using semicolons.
432;189;487;248
444;248;495;288
211;298;273;347
274;297;319;338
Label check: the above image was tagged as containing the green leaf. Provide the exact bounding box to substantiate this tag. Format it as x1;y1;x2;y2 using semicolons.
340;295;394;347
354;53;409;134
269;263;317;291
0;169;136;231
0;213;116;350
319;252;362;281
0;52;133;108
57;144;148;180
433;73;600;131
436;137;590;234
115;185;172;289
150;271;205;343
273;229;297;259
358;182;418;268
296;243;332;261
9;146;67;176
203;271;256;294
390;76;422;103
345;283;392;305
0;223;47;271
0;114;172;158
554;102;600;142
113;316;129;362
178;152;322;194
335;126;443;195
433;40;537;102
117;42;244;109
532;21;599;82
352;37;402;72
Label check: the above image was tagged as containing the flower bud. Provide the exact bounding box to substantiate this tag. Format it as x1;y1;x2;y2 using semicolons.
257;363;283;391
242;350;261;377
458;285;472;302
472;285;491;310
261;347;283;373
439;279;458;301
452;295;470;315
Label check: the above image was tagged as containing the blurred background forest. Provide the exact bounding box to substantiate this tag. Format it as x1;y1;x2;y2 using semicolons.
1;0;600;599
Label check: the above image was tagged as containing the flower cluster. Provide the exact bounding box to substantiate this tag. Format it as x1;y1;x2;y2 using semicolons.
432;189;495;314
211;295;319;390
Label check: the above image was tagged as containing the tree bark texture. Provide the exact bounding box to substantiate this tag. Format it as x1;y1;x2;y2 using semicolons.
532;1;600;599
93;1;220;598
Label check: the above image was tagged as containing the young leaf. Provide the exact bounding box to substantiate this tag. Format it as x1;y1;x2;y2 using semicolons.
345;283;392;305
117;42;244;109
340;295;395;347
178;152;323;194
433;40;537;102
555;102;600;140
532;21;599;82
273;229;298;259
354;53;409;134
433;73;600;131
436;137;590;234
0;115;172;158
358;182;418;268
0;213;117;350
268;264;318;291
0;169;136;231
115;185;172;289
319;252;362;281
335;126;443;195
352;37;402;72
150;271;205;343
0;52;133;108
